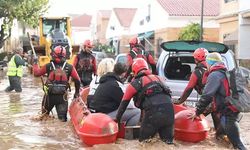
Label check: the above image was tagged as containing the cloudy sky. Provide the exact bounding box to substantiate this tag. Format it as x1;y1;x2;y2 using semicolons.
48;0;146;15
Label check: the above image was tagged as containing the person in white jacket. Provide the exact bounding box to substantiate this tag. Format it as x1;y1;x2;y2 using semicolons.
87;58;115;106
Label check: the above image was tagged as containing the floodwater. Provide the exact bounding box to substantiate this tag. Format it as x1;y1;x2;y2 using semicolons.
0;67;250;150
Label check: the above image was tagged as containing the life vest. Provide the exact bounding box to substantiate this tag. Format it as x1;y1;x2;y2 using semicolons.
7;55;23;77
76;52;94;72
132;74;171;108
193;64;208;95
46;61;71;95
129;47;149;62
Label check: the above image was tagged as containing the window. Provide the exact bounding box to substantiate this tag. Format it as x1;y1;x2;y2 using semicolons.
146;4;151;22
139;20;144;25
146;16;150;22
42;18;67;36
165;56;195;80
224;0;236;3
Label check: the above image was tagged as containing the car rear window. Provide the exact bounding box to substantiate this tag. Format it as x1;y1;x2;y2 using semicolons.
117;55;127;64
164;56;195;80
161;41;229;53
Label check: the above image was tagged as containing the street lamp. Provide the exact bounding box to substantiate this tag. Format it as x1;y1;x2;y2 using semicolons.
200;0;204;41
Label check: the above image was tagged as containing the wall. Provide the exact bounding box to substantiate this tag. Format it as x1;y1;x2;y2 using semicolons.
238;0;250;59
96;17;110;44
239;15;250;59
71;27;91;45
220;0;239;15
1;19;22;53
106;10;127;39
219;20;238;42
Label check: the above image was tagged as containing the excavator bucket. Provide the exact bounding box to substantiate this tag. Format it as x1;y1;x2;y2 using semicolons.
33;45;50;67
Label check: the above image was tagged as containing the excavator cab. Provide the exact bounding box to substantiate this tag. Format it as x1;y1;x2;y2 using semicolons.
33;16;79;66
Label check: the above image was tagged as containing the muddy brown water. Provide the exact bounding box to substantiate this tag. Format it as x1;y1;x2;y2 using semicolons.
0;68;250;150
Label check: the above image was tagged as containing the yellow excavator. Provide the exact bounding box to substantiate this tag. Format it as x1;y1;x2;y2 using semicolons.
32;16;79;66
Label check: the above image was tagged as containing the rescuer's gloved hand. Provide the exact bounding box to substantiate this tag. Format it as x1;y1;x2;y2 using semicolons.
74;92;79;98
172;98;182;105
114;119;121;131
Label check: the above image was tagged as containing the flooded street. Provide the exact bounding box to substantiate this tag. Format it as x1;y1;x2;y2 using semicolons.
0;68;83;150
0;67;250;150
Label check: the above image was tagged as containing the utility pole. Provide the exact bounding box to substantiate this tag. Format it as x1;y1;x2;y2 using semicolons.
200;0;204;41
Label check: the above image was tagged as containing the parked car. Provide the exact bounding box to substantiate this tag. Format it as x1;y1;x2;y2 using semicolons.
92;51;107;65
115;53;127;64
239;66;250;78
239;66;250;88
157;40;236;107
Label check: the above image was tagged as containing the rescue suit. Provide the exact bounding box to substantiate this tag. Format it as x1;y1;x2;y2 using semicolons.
116;70;174;143
178;61;208;102
126;47;157;78
74;50;96;86
195;62;246;150
33;46;80;122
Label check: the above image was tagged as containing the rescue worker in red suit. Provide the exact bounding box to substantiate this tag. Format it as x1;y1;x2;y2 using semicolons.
189;52;246;150
73;40;97;86
33;46;81;122
175;48;209;104
174;48;226;140
116;58;174;143
126;37;157;81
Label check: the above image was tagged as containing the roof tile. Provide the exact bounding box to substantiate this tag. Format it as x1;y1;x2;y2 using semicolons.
113;8;137;27
157;0;219;16
98;10;112;18
71;14;92;27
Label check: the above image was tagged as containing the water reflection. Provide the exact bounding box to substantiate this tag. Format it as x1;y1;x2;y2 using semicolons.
8;93;23;114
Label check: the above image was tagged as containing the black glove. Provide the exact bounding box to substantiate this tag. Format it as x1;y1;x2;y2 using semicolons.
173;98;182;105
114;119;121;131
74;92;79;98
33;56;38;64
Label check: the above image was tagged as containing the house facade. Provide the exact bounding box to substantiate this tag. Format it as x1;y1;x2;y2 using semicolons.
105;8;137;54
95;10;111;44
131;0;220;58
104;0;220;58
217;0;250;61
71;14;93;45
0;19;38;53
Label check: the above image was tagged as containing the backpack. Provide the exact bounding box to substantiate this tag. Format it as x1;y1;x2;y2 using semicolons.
194;65;208;95
47;62;70;95
133;75;171;108
78;55;93;72
223;68;250;112
129;48;149;62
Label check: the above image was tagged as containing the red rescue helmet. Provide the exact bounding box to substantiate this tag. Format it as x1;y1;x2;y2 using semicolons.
193;48;208;62
51;45;66;63
129;37;140;48
83;40;93;48
132;58;149;75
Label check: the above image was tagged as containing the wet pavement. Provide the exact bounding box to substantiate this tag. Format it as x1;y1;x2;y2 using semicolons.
0;67;250;150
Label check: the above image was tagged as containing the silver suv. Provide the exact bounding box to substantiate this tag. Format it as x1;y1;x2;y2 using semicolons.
156;41;236;107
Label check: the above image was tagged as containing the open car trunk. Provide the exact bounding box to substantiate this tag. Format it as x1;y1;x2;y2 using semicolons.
160;40;229;53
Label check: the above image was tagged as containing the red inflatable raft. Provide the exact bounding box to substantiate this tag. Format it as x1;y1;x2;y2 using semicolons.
80;86;90;103
173;104;187;114
69;87;118;146
174;109;210;143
